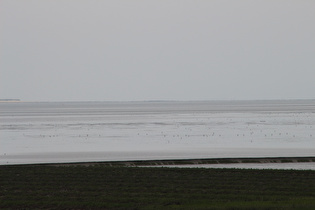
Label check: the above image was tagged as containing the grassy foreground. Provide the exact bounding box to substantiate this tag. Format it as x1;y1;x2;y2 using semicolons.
1;165;315;209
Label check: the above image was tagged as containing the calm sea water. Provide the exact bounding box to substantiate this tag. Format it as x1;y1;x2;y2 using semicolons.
1;100;315;165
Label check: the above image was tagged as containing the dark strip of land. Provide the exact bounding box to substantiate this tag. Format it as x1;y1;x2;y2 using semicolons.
12;156;315;167
0;99;20;102
1;159;315;209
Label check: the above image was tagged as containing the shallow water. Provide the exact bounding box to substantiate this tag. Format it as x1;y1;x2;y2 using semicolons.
1;100;315;165
151;162;315;170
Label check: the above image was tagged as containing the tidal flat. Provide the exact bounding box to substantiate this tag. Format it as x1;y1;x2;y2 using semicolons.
1;100;315;165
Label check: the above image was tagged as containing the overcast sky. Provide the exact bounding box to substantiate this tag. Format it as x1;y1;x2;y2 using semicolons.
1;0;314;102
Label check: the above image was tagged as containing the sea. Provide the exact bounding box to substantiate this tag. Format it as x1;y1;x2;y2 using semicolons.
1;100;315;168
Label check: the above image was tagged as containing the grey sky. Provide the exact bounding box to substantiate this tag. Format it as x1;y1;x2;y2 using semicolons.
1;0;314;102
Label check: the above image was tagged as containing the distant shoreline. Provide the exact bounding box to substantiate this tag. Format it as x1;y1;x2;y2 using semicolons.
0;99;314;103
8;156;315;167
0;99;20;102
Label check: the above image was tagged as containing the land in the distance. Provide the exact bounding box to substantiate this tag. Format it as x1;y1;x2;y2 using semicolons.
0;99;20;102
22;156;315;167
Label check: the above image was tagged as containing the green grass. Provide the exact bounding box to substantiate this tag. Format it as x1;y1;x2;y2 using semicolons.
1;165;315;209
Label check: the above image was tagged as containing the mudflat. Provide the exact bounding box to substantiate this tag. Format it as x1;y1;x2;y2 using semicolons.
1;100;315;165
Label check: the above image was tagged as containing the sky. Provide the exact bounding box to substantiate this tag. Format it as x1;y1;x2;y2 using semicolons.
1;0;315;102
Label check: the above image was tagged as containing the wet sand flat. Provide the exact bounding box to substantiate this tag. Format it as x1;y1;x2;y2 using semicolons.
1;100;315;166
